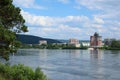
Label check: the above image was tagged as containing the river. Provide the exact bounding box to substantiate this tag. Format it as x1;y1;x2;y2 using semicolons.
1;49;120;80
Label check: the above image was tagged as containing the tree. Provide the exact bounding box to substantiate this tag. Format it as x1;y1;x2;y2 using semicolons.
0;0;28;60
111;40;120;48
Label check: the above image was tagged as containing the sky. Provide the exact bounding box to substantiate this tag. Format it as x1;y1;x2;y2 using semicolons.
13;0;120;40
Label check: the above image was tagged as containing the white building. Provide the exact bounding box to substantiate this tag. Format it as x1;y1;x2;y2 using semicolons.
39;40;47;45
81;42;90;47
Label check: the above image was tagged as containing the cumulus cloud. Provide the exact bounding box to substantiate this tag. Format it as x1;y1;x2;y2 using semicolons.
21;10;89;27
75;0;120;19
75;0;120;10
73;0;120;39
22;10;111;39
13;0;120;39
13;0;45;9
26;24;82;39
24;10;120;39
93;16;104;24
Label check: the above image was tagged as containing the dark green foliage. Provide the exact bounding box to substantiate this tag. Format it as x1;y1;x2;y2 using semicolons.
34;67;47;80
16;34;61;44
20;43;88;49
0;0;28;60
110;40;120;48
46;44;60;49
0;63;48;80
103;40;120;50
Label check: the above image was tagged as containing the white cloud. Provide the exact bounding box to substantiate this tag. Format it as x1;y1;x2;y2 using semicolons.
75;0;120;19
22;10;120;39
26;24;82;39
93;16;104;24
13;0;45;9
75;0;120;10
74;0;120;39
75;0;104;10
21;10;89;27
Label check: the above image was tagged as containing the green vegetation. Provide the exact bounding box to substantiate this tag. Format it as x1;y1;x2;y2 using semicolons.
0;63;48;80
110;40;120;49
16;34;61;44
0;0;28;60
20;44;88;49
103;40;120;50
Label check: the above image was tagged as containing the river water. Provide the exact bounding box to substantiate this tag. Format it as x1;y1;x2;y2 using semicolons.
1;49;120;80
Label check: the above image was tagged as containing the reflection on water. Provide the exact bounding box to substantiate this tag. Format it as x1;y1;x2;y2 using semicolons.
90;49;104;60
1;49;120;80
90;50;105;80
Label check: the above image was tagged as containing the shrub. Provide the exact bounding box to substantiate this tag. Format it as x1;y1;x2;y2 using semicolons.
0;63;48;80
34;67;47;80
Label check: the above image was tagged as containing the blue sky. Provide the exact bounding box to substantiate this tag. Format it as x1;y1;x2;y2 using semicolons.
13;0;120;40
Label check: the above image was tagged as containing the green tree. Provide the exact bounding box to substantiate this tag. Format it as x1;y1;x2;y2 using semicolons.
111;40;120;48
0;0;28;60
0;63;48;80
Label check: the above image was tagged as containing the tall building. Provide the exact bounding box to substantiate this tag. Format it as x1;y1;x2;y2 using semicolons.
69;38;80;47
90;32;102;47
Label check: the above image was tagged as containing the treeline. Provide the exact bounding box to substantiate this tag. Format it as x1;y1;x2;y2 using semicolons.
20;44;88;49
16;34;61;44
103;40;120;50
0;63;48;80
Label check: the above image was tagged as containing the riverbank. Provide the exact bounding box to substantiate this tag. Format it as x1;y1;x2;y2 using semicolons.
100;46;120;50
20;44;88;50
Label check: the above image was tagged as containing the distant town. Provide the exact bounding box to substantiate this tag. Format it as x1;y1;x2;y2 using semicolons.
19;32;120;50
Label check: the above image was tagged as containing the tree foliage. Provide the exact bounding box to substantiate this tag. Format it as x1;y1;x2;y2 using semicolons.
0;63;48;80
0;0;28;60
111;40;120;48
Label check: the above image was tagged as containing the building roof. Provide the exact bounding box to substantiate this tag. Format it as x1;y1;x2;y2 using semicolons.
94;32;99;37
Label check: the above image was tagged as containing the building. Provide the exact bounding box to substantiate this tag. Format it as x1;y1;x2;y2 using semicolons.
81;42;90;47
68;38;80;47
39;40;47;45
104;38;116;46
69;38;79;44
90;32;102;47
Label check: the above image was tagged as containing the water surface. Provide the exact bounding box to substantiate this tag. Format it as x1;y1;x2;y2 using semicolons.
1;49;120;80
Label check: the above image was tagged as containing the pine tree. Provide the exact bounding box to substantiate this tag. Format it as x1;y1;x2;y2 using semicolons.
0;0;28;60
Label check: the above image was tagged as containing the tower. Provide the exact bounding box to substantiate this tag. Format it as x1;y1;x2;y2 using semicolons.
90;32;102;47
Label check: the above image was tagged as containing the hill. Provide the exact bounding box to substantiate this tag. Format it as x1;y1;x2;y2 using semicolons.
16;34;61;44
